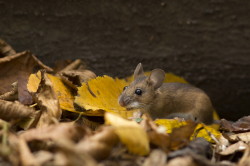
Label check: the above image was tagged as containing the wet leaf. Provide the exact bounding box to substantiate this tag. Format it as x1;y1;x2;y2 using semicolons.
105;113;150;156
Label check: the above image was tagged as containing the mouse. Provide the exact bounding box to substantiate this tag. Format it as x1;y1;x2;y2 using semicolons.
118;63;214;124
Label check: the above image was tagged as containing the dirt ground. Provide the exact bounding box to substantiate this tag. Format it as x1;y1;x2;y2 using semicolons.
0;0;250;120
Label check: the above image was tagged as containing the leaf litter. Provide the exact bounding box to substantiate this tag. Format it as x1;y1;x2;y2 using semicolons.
0;39;249;166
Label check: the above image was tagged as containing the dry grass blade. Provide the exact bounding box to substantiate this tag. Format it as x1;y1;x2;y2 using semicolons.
0;39;16;57
0;99;35;121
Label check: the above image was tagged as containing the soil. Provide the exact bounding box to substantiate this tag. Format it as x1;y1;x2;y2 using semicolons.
0;0;250;120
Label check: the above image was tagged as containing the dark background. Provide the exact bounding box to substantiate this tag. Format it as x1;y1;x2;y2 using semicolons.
1;0;250;120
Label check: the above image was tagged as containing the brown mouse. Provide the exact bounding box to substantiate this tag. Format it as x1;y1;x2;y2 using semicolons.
118;63;214;124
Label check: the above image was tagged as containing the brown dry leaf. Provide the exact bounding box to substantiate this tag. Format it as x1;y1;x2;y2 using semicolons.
227;132;250;143
18;138;39;166
59;70;96;91
218;141;248;156
143;149;167;166
0;39;16;57
167;155;217;166
220;116;250;133
238;148;250;166
33;151;54;166
0;51;53;104
59;59;84;73
28;71;76;113
140;114;171;152
76;126;119;161
105;112;150;156
32;71;62;127
0;99;35;121
0;82;18;101
20;122;87;142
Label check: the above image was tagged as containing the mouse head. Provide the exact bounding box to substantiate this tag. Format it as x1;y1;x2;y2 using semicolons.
118;63;165;110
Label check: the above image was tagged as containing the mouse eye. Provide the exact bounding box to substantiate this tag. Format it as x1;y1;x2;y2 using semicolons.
123;86;128;91
135;89;142;95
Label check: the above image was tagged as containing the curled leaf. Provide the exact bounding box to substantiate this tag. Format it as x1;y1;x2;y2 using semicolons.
0;99;35;121
28;71;76;112
105;113;150;155
32;71;62;127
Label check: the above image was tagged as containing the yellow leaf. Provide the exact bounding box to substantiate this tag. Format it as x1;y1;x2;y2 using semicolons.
155;119;221;143
105;113;149;155
74;75;135;118
125;72;188;84
27;71;75;112
27;71;41;93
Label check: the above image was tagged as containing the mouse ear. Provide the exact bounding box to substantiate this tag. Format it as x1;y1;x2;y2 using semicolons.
134;63;144;80
147;69;165;89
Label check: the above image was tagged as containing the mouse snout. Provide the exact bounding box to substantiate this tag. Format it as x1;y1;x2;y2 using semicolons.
118;96;130;107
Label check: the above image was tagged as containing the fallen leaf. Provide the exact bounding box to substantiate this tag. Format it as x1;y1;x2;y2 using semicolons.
20;122;87;142
0;99;35;121
125;72;188;84
75;75;132;118
143;149;167;166
76;126;119;161
227;132;250;143
220;116;250;133
0;51;53;104
0;39;16;57
168;121;197;150
32;71;62;127
28;71;76;113
60;69;96;91
168;138;212;159
0;82;18;101
140;114;171;152
155;119;221;143
105;112;150;156
18;138;39;166
238;148;250;166
218;141;248;156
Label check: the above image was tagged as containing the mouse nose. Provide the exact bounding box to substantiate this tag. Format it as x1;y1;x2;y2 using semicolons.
119;99;126;107
118;96;126;107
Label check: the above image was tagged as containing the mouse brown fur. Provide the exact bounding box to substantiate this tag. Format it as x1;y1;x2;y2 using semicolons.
118;63;214;124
